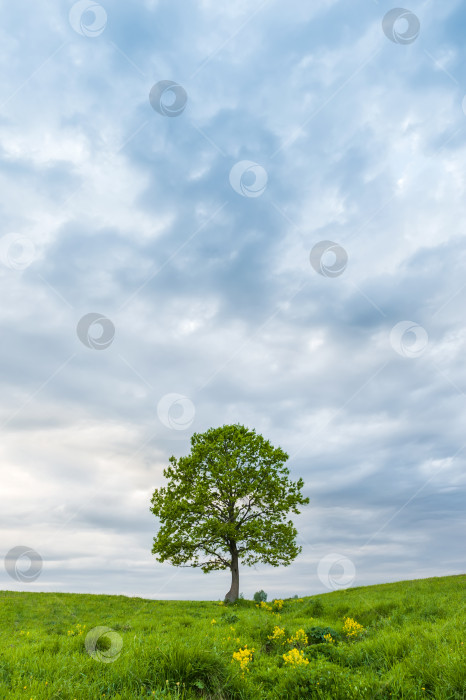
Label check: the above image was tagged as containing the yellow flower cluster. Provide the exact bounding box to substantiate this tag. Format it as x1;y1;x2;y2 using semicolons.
323;633;335;644
231;645;254;677
282;648;309;666
67;623;86;636
287;629;308;648
211;619;216;624
342;617;364;638
256;599;284;613
267;626;286;645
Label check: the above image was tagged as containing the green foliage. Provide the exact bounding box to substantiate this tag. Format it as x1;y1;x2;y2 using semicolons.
0;574;464;699
229;597;255;609
270;659;378;699
220;612;240;624
150;424;309;601
303;598;324;617
254;590;268;603
96;635;112;652
305;626;341;644
145;644;243;698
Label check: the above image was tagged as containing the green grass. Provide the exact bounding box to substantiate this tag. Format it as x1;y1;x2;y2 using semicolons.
0;574;464;699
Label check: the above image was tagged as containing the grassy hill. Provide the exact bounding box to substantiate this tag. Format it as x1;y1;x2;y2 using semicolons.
0;574;464;699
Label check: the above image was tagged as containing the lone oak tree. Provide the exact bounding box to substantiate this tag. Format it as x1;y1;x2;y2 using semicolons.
150;424;309;602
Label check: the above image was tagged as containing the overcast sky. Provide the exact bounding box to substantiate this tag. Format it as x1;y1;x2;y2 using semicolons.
1;0;465;601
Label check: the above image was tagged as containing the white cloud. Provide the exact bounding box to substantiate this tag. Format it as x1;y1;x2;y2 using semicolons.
0;0;464;600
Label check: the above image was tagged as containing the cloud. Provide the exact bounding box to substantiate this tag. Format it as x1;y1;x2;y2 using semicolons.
0;0;464;600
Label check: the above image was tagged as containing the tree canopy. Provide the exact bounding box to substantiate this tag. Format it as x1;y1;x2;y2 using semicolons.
150;424;309;601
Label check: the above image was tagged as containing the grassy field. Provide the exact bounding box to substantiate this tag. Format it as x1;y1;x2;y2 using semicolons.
0;574;464;699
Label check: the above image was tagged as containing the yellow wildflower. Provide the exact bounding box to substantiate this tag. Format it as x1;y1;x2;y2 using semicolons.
283;648;309;666
232;645;255;677
342;617;364;638
287;629;308;648
267;626;286;645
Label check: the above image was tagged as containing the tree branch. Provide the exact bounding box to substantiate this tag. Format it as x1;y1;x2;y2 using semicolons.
179;558;227;568
237;502;271;527
236;497;253;526
194;540;231;567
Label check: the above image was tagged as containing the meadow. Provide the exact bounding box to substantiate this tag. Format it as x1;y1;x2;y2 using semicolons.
0;574;464;699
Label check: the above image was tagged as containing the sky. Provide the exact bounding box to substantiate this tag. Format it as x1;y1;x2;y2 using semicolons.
0;0;465;602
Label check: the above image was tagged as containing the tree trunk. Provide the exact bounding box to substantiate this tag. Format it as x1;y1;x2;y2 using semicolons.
224;547;239;602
